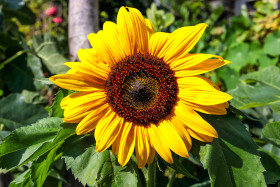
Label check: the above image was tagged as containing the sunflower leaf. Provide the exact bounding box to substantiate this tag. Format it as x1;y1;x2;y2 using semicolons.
228;66;280;109
258;147;280;184
0;117;75;172
49;89;72;118
30;142;63;187
199;112;266;187
0;93;48;131
262;122;280;148
62;135;141;186
32;34;69;75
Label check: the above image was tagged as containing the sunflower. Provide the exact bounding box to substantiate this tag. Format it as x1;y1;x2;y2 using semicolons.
50;7;232;168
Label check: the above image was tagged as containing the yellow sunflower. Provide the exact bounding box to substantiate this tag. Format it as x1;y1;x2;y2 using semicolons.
50;7;232;168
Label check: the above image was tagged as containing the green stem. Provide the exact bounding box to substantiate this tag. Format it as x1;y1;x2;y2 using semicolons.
147;160;156;187
167;170;177;187
0;50;28;70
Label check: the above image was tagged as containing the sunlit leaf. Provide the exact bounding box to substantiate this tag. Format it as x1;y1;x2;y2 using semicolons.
62;135;141;186
262;122;280;148
264;30;280;56
32;34;69;75
228;66;280;109
199;112;266;187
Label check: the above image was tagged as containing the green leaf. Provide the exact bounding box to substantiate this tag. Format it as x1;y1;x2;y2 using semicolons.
226;42;249;71
49;89;72;118
0;117;62;172
259;148;280;184
0;93;48;130
1;53;41;92
228;66;280;109
26;54;44;90
264;30;280;56
218;67;239;90
2;0;25;10
247;40;262;65
9;169;31;187
62;135;140;186
271;103;280;115
199;112;266;187
262;122;280;148
258;52;278;69
3;5;36;25
22;90;48;105
32;34;69;75
30;142;63;187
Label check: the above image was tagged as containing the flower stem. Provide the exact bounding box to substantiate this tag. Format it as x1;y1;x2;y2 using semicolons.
147;160;156;187
167;170;177;187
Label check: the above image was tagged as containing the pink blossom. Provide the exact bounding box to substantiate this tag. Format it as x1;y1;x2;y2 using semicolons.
45;6;56;16
53;17;63;23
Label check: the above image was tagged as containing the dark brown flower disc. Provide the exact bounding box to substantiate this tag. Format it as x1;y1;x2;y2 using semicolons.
105;53;178;125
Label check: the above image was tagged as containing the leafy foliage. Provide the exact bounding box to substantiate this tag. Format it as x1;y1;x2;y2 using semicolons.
228;66;280;109
62;135;141;186
199;112;266;187
32;34;69;75
0;93;48;131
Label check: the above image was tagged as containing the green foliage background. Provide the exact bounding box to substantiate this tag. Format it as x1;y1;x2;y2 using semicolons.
0;0;280;186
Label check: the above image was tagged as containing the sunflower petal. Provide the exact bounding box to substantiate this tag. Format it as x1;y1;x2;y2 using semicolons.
160;23;207;63
147;147;156;165
75;104;110;135
148;124;173;163
135;125;150;168
95;114;124;152
117;122;136;166
187;128;213;142
178;76;232;105
149;32;169;57
49;74;104;91
117;7;149;55
157;120;189;158
145;18;155;37
175;101;218;138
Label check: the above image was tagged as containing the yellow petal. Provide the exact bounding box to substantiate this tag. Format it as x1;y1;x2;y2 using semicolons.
148;124;173;163
149;32;170;57
95;114;124;152
49;74;104;91
145;18;155;37
135;125;150;168
167;116;192;151
161;23;208;63
64;62;109;81
75;104;110;135
174;101;218;138
64;92;107;119
147;146;156;165
63;110;92;124
117;122;136;166
117;7;149;55
175;57;231;77
157;120;189;158
187;128;213;142
182;100;227;115
178;76;232;105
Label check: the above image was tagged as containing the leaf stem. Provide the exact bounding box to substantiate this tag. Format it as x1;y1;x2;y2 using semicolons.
147;160;156;187
167;170;177;187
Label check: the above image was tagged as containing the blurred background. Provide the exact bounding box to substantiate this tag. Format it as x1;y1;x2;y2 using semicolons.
0;0;280;186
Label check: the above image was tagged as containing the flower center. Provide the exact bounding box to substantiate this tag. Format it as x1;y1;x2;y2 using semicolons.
105;53;178;125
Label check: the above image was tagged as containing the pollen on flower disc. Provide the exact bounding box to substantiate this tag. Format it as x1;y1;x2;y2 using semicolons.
105;53;178;125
